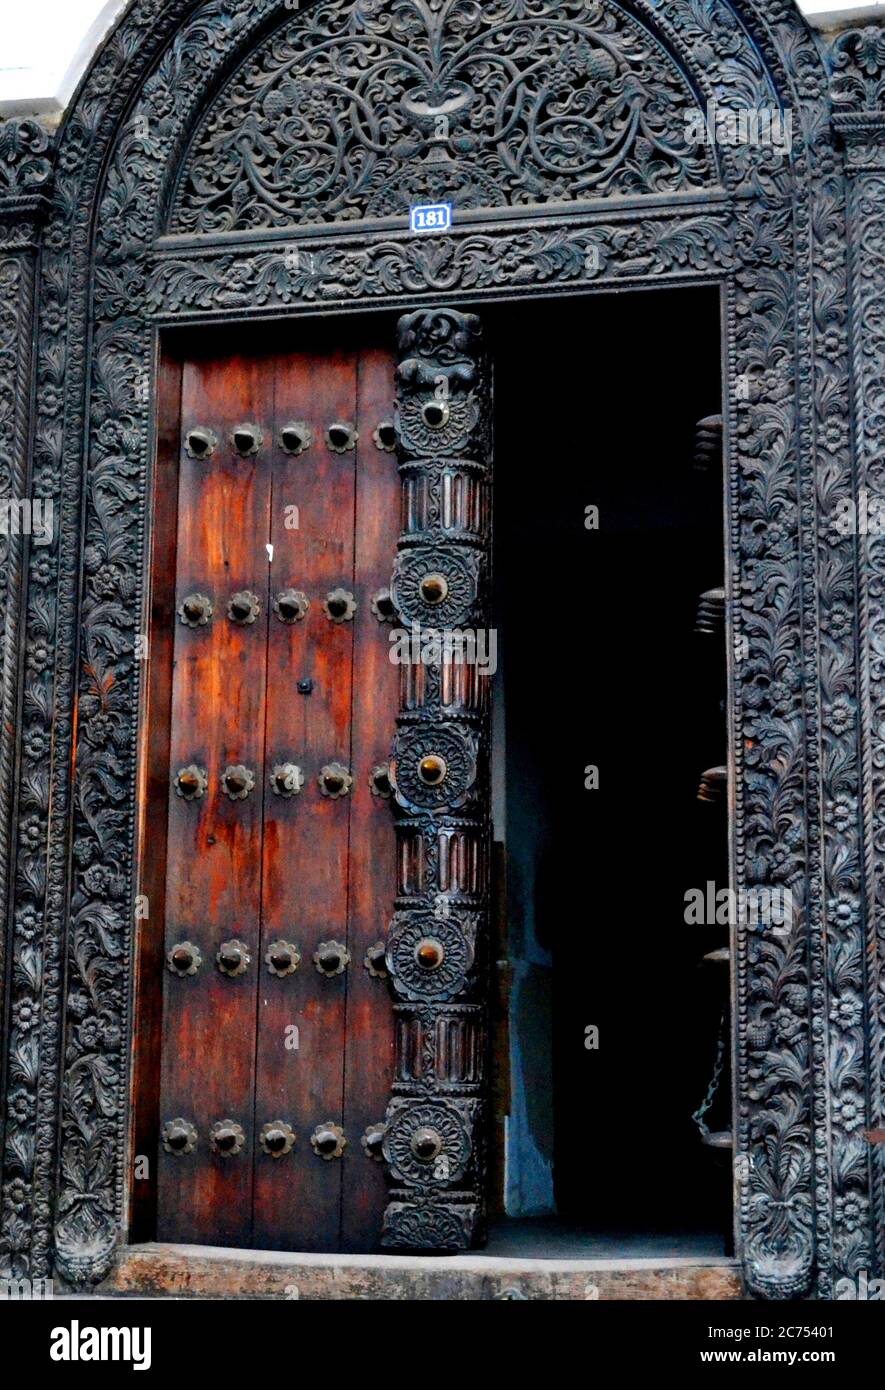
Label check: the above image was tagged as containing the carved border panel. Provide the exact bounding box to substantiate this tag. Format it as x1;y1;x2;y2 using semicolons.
0;0;872;1303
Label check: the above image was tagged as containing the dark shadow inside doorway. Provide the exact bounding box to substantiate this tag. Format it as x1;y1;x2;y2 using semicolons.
490;286;732;1257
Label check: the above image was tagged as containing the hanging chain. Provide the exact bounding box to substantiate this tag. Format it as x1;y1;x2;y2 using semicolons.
692;1007;728;1138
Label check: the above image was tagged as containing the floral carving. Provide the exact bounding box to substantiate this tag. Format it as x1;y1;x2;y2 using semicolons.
0;120;52;197
831;27;885;114
171;0;715;234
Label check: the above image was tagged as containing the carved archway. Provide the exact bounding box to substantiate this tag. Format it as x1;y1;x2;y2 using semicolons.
0;0;877;1300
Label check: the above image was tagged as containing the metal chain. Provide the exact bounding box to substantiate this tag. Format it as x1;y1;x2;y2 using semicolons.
692;1007;728;1138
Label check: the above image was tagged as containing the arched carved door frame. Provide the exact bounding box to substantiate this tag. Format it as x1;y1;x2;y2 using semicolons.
0;0;880;1300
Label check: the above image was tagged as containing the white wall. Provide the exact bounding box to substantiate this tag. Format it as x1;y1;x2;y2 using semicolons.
0;0;884;115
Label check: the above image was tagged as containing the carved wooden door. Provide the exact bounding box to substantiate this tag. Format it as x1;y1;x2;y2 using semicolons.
154;335;399;1253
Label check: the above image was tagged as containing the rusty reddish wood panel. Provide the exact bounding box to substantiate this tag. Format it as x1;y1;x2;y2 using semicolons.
157;351;273;1245
154;332;398;1252
340;345;398;1250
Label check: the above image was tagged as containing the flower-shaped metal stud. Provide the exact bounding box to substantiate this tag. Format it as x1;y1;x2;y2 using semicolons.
279;422;313;456
319;764;353;799
362;1124;386;1162
274;589;310;624
230;423;264;457
323;589;357;623
373;421;397;452
364;942;387;979
178;593;213;628
266;940;301;978
175;764;208;801
272;763;305;798
260;1121;296;1159
314;941;350;976
217;940;251;977
184;427;217;461
369;765;392;799
325;422;358;453
311;1121;347;1160
210;1119;246;1157
166;941;202;977
222;764;256;800
162;1118;198;1156
370;589;397;624
227;591;261;625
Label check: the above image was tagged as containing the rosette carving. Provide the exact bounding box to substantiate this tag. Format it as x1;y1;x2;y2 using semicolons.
382;1202;477;1251
382;1100;473;1188
386;910;476;1003
390;723;478;813
395;391;481;459
391;546;481;628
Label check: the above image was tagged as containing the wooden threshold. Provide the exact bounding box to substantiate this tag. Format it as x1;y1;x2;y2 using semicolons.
98;1242;743;1301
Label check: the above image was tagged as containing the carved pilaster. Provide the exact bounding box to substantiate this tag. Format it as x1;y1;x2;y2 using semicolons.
382;309;491;1250
0;119;52;1253
831;24;885;1279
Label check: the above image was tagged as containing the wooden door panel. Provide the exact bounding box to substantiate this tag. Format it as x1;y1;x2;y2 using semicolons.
252;348;358;1252
157;353;273;1245
155;334;398;1253
340;347;399;1250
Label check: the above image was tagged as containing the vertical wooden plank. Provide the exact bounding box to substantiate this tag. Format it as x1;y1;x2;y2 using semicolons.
340;344;399;1251
251;347;357;1252
157;353;273;1246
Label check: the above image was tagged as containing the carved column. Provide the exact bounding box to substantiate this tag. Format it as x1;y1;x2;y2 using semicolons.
382;309;491;1250
0;119;52;1204
831;25;885;1281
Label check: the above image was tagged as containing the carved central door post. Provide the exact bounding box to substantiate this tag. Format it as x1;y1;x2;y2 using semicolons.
382;309;492;1249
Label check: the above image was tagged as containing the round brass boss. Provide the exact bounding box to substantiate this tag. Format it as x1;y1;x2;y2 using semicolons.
417;755;448;787
419;573;449;605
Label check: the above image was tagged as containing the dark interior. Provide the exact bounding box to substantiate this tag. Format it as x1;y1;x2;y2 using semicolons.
491;287;731;1255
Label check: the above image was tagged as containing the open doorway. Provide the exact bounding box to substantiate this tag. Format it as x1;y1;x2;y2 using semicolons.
490;287;731;1258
